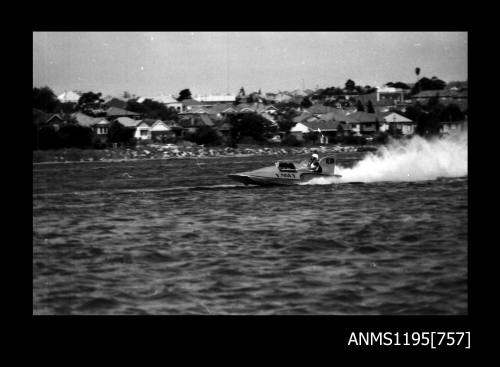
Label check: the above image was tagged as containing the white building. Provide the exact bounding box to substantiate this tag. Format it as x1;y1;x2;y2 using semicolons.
194;94;236;103
57;91;81;103
379;112;415;135
138;95;184;112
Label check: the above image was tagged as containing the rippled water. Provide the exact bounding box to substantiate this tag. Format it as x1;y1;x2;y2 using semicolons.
33;153;468;315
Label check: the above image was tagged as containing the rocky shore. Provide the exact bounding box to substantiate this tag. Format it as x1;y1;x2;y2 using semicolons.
33;143;378;163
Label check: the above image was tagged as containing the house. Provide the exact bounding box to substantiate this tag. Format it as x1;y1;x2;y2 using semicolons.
290;119;347;144
57;91;81;103
105;107;141;119
151;120;182;140
318;109;349;123
274;93;293;103
205;103;236;119
265;93;277;102
377;111;415;135
132;119;180;141
44;114;67;131
356;86;407;106
71;112;110;135
134;120;154;140
181;98;204;111
94;118;110;135
371;100;396;113
115;116;140;128
410;89;468;111
178;106;212;116
178;114;216;134
345;112;379;135
214;120;233;140
440;120;467;134
195;94;236;104
148;95;184;112
292;112;314;124
305;104;340;115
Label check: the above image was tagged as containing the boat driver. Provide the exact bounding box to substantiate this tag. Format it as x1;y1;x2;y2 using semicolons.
308;153;321;172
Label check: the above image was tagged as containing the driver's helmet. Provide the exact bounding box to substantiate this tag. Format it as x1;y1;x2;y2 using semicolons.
312;153;319;160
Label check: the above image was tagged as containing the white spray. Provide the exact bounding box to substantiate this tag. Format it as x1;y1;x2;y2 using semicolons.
308;129;468;184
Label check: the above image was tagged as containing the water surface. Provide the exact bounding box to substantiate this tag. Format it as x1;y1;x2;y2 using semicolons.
33;153;467;314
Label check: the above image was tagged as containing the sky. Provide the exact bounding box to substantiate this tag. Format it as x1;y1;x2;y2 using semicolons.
33;32;468;98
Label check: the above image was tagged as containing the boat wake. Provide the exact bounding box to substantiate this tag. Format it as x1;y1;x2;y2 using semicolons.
306;129;468;185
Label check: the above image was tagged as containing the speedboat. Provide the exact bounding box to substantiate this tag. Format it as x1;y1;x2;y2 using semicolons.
228;155;342;186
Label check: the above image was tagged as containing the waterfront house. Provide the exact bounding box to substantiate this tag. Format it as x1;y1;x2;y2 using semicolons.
44;114;67;131
152;120;182;140
178;114;216;134
345;111;379;135
115;116;140;128
377;112;415;135
72;112;110;136
440;119;467;134
94;118;110;136
134;119;180;141
214;120;233;141
290;119;347;144
410;89;468;111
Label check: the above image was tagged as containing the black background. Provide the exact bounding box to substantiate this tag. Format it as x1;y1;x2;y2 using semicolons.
20;5;490;357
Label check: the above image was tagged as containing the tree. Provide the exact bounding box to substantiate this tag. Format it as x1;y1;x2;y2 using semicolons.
58;124;93;148
77;91;104;113
186;126;221;145
37;125;63;150
415;67;421;94
238;87;246;97
122;91;131;99
228;113;276;142
366;100;375;113
177;89;192;101
59;102;77;114
281;134;302;146
410;96;446;136
393;82;410;89
356;100;365;112
108;121;135;144
126;99;178;121
33;87;60;113
300;97;312;108
345;79;356;91
411;77;446;95
276;108;299;133
441;104;465;122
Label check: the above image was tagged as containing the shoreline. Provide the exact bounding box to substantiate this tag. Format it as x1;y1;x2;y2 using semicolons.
33;144;377;165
